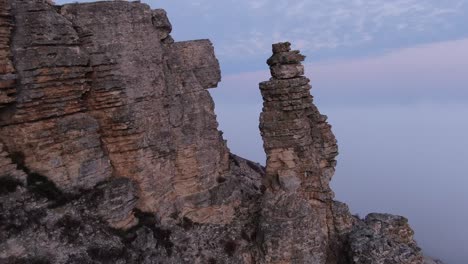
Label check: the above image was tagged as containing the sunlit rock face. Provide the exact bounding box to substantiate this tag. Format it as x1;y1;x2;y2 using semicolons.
0;0;229;221
0;1;436;263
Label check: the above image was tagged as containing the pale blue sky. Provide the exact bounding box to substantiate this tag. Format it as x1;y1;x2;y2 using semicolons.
55;0;468;73
55;1;468;263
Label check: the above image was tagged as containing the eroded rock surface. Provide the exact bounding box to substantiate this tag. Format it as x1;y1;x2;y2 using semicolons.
0;0;16;109
0;155;264;264
257;42;424;264
348;214;423;264
0;1;441;264
258;42;340;264
0;0;229;223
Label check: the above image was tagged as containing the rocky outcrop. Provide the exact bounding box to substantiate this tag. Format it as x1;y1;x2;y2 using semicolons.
0;153;265;263
257;42;423;264
258;42;339;264
0;1;440;264
348;214;423;264
0;0;229;223
0;0;16;109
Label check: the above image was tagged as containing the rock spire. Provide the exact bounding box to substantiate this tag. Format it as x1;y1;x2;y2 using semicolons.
260;41;338;199
0;1;436;263
257;42;339;263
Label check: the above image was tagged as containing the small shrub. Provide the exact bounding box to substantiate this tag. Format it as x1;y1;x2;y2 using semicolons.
0;176;22;195
27;173;68;206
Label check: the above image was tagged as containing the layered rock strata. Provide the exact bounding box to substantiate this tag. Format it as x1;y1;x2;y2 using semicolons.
257;42;424;264
258;42;339;264
0;0;16;108
0;1;440;264
0;0;229;223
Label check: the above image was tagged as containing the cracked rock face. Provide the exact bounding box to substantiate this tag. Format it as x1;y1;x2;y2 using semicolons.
257;42;424;264
348;214;424;264
0;1;441;264
257;42;339;264
0;0;16;109
0;0;229;222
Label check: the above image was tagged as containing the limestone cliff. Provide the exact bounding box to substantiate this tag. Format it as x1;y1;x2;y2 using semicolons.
0;1;440;264
0;0;229;227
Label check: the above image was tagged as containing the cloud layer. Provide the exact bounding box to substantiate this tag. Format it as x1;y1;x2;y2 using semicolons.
216;0;467;56
212;38;468;108
55;0;468;73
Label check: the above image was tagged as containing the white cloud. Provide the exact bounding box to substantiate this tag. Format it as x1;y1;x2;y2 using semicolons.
56;0;468;64
210;0;468;58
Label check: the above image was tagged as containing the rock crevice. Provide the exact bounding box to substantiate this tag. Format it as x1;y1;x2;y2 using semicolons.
0;1;437;264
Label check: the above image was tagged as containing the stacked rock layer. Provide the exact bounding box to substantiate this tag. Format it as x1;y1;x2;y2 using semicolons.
0;0;16;108
258;42;423;264
0;0;229;224
260;42;337;200
0;1;435;264
258;42;339;263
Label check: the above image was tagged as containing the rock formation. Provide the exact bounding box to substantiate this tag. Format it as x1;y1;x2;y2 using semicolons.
0;0;229;226
0;1;442;264
0;0;16;109
257;42;424;264
258;42;339;263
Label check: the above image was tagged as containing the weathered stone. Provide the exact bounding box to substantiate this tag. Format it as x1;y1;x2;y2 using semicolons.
1;0;229;221
0;1;439;263
270;63;305;79
267;50;306;66
257;43;425;264
347;214;423;264
96;178;139;230
0;153;265;264
0;0;16;109
152;9;172;40
272;42;291;53
258;42;340;264
260;43;338;200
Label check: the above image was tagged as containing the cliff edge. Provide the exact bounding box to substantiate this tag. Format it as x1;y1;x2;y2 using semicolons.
0;1;439;263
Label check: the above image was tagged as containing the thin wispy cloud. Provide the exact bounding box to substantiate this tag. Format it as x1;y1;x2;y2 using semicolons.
208;0;468;58
55;0;468;73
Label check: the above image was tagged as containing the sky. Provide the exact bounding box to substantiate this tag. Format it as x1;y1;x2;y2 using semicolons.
56;1;468;263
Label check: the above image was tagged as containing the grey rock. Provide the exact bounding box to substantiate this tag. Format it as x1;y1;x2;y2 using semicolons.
347;214;423;264
258;43;339;263
152;9;172;40
0;154;264;264
0;0;16;109
1;0;229;222
270;63;305;79
272;42;292;53
267;50;306;66
0;1;440;263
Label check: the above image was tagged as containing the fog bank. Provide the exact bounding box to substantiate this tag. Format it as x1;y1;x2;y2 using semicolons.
211;102;467;264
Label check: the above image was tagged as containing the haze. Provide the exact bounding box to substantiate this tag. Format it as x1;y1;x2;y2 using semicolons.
56;1;468;263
